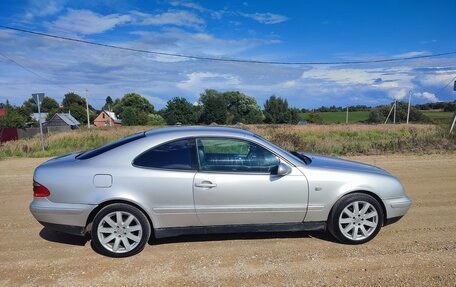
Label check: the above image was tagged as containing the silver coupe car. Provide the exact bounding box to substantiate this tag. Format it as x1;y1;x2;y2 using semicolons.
30;127;411;257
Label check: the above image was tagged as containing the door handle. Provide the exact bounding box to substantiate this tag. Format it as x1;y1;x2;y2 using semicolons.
195;181;217;188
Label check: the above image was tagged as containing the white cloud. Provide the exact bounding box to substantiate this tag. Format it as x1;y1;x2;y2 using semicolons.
177;72;241;93
129;28;280;59
133;10;205;29
393;51;430;58
239;12;288;24
169;1;206;12
417;72;456;86
49;9;132;35
25;0;66;19
413;91;439;102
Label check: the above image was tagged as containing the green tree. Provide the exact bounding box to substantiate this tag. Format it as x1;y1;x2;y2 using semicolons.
367;102;431;123
23;96;59;113
224;91;263;124
288;108;301;124
263;95;291;124
120;107;139;126
112;93;154;116
0;106;30;128
102;96;114;111
62;92;86;108
162;97;198;125
307;112;323;124
199;90;228;124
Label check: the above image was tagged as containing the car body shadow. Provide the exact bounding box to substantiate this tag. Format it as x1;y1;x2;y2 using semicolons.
150;230;339;245
39;227;89;246
39;228;340;250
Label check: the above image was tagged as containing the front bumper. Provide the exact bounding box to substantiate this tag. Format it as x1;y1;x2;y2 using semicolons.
30;198;97;235
383;196;412;220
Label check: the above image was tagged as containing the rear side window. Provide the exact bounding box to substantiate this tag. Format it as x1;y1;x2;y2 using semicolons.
77;132;145;160
133;138;196;170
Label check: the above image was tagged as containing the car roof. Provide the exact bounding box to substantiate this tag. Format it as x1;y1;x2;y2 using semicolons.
144;126;254;138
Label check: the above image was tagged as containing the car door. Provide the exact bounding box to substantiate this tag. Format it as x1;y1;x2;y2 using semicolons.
193;137;309;226
132;138;200;228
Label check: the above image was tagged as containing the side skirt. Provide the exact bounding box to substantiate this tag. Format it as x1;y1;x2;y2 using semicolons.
154;221;326;239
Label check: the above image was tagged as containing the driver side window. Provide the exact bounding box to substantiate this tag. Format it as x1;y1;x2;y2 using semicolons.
197;138;279;173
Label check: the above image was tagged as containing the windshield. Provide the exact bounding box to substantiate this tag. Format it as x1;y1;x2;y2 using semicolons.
76;132;146;160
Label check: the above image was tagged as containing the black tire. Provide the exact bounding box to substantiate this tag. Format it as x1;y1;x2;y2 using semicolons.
328;193;384;244
91;203;151;257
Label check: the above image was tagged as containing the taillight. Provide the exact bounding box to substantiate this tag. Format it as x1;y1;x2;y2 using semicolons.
33;180;50;197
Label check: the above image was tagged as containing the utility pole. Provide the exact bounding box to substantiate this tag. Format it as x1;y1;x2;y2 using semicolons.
450;81;456;134
85;89;90;128
32;93;45;151
346;106;349;124
393;100;397;124
384;101;395;124
406;90;412;124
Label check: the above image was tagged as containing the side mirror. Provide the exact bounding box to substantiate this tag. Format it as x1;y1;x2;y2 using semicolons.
276;162;291;176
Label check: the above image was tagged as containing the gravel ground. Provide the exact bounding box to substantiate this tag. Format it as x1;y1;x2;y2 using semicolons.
0;154;455;286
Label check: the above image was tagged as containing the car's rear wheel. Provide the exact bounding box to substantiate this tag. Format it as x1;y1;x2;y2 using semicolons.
91;203;150;257
328;193;384;244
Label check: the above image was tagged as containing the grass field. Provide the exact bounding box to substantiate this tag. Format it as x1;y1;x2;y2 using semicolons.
299;111;369;123
0;124;454;159
299;110;454;126
421;110;454;126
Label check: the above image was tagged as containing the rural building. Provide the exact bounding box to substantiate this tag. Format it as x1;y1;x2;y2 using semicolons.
93;110;121;127
47;113;80;129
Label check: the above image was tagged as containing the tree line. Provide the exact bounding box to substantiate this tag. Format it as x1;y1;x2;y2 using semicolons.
0;90;302;128
1;90;454;128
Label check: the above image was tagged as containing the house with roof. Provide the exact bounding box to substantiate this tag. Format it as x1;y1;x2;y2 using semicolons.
93;110;122;127
0;105;6;117
47;113;80;129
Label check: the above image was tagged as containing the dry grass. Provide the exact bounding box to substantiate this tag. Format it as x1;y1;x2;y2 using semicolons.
0;124;455;159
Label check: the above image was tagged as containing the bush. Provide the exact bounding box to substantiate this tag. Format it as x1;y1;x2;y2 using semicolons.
368;102;431;124
307;112;323;124
147;114;166;126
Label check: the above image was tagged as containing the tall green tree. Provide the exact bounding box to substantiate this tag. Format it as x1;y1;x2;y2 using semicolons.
23;96;59;113
263;95;291;124
112;93;154;115
162;97;198;125
62;92;86;108
102;96;114;111
224;91;263;124
199;90;228;124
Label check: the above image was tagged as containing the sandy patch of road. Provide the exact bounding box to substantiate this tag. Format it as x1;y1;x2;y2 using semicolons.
0;154;455;286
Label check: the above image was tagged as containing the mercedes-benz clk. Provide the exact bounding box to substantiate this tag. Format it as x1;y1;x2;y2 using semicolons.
30;127;411;257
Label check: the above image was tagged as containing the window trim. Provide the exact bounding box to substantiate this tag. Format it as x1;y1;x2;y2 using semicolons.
195;136;288;175
132;137;198;172
77;132;146;160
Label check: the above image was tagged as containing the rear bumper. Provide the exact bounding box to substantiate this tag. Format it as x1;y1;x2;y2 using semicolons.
383;196;412;220
30;198;96;235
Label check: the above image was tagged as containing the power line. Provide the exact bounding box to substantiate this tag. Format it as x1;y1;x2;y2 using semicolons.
1;25;456;65
432;75;456;97
0;50;77;92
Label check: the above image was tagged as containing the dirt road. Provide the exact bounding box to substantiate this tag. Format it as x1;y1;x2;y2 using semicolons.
0;155;455;286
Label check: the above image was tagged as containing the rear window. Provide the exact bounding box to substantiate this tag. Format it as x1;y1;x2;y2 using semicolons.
133;138;196;170
76;132;145;160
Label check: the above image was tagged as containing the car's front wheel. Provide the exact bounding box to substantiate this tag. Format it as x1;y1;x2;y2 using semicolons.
91;203;151;257
328;193;384;244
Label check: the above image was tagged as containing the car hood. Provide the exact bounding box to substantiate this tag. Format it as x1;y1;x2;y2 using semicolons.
300;153;390;176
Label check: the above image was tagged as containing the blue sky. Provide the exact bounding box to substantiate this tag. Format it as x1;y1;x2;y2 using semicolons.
0;0;455;109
